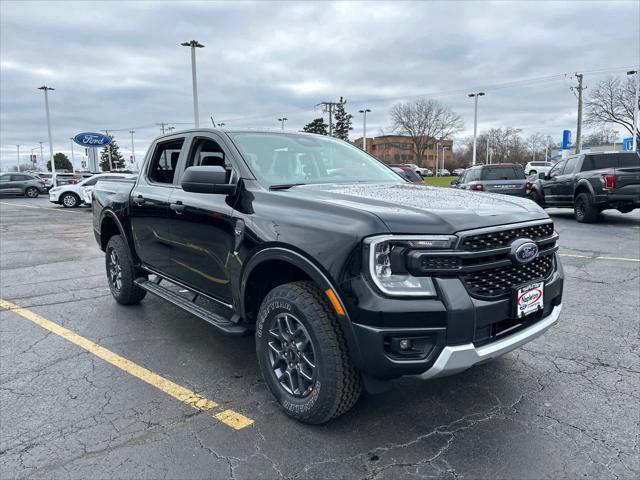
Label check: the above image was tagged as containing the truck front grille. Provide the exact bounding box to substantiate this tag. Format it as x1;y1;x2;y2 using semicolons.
459;222;554;251
460;255;554;298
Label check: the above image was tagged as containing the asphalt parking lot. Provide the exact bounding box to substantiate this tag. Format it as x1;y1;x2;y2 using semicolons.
1;196;638;480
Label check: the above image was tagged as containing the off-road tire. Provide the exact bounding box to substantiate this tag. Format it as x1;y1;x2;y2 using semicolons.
574;193;600;223
529;190;544;207
105;235;146;305
256;280;362;424
61;192;80;208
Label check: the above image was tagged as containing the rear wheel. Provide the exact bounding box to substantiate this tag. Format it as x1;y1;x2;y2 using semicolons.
61;192;79;208
24;187;39;198
256;281;362;424
105;235;146;305
574;193;600;223
618;206;634;214
528;190;544;207
529;170;537;175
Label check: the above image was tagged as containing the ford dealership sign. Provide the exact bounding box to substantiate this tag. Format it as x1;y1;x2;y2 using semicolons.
73;132;111;148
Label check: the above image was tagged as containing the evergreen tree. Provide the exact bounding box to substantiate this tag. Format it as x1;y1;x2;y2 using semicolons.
99;135;125;171
332;97;353;141
47;152;73;172
302;118;329;135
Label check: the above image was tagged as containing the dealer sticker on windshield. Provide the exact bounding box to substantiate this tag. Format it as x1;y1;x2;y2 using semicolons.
516;281;544;318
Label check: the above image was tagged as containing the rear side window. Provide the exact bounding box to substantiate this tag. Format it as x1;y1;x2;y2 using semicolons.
563;156;581;175
581;153;639;171
148;139;184;184
480;165;525;180
10;175;31;181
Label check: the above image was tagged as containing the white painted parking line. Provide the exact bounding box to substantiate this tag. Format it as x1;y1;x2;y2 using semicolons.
559;253;640;262
0;201;80;213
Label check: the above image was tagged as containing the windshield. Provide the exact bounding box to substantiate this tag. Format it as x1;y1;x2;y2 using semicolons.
481;165;525;180
229;132;402;186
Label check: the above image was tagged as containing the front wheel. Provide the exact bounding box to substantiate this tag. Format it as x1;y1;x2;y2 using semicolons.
574;193;600;223
24;187;39;198
256;281;362;424
105;235;146;305
61;192;80;208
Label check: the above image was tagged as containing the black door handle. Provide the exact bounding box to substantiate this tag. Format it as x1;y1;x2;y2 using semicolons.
133;195;145;205
170;201;184;214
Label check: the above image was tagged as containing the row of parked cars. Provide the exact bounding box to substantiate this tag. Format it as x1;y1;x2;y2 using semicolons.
0;171;137;208
449;152;639;222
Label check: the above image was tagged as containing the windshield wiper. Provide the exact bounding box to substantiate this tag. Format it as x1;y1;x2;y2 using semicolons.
269;183;307;190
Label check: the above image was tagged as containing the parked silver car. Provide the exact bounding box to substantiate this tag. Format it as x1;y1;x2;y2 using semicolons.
0;172;46;198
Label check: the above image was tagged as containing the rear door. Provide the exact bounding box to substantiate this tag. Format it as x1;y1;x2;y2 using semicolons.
166;132;238;302
130;136;186;273
0;174;17;194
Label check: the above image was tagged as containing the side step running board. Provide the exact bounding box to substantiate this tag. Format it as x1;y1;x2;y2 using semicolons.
134;278;249;336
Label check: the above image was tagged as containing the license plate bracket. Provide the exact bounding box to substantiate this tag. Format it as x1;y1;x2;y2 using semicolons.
514;281;544;318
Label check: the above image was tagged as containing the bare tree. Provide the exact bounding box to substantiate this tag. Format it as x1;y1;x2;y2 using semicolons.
583;127;621;146
585;76;639;141
390;98;463;167
526;132;545;161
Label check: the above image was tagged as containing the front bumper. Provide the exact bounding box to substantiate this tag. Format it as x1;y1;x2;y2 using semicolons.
416;303;561;380
49;191;61;203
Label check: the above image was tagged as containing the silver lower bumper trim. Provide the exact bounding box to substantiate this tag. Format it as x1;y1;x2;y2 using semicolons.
416;304;562;380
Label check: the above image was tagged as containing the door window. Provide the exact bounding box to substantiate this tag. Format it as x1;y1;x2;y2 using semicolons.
148;139;184;184
562;156;581;175
10;175;30;181
548;160;566;178
0;175;10;183
185;137;232;182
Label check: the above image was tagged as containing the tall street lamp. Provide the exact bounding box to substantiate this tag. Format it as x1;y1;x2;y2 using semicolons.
38;85;56;176
358;109;371;152
16;145;20;172
278;117;288;130
129;130;136;167
181;40;205;128
69;138;76;172
468;92;485;165
628;69;639;152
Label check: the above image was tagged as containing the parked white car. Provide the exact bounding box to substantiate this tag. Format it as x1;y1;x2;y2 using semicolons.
49;173;134;208
524;161;554;177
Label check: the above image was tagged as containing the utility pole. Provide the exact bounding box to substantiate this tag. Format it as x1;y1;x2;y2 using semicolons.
39;142;44;170
69;138;76;172
38;86;56;176
129;130;135;166
317;101;340;136
358;109;371;152
181;40;204;128
156;122;168;134
628;69;639;152
573;73;585;154
485;138;489;165
468;92;485;165
278;117;288;130
16;145;20;172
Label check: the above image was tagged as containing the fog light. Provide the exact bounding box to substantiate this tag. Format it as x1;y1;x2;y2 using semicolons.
399;339;412;350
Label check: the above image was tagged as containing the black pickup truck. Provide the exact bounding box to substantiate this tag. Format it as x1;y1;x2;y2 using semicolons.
528;151;640;222
92;129;564;423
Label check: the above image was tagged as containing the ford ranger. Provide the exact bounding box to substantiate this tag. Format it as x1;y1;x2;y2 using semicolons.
92;129;563;424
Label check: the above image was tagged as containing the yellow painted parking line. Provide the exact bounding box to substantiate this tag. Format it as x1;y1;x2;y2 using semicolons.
559;253;640;262
0;299;254;430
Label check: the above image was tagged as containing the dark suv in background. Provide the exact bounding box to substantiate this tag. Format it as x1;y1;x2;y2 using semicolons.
451;163;528;197
528;152;640;222
0;172;46;198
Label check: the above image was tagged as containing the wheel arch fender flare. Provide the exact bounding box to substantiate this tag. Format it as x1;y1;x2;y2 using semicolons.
240;246;364;368
99;210;140;263
574;179;595;198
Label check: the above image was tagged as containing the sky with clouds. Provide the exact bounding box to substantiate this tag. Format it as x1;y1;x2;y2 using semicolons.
1;0;638;170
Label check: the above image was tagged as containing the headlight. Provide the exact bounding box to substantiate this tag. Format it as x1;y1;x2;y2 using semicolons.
365;235;457;297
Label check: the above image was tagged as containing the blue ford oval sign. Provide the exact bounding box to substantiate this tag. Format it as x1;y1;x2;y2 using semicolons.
73;132;111;148
510;238;539;265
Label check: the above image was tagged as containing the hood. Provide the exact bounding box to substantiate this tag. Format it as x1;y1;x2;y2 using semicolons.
285;182;548;234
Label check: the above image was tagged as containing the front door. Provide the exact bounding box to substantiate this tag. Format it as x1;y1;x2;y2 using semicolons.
130;137;186;273
554;155;581;204
166;133;237;302
541;159;567;204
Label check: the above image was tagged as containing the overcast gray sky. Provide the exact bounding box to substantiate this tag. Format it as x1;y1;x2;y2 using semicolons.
1;0;638;170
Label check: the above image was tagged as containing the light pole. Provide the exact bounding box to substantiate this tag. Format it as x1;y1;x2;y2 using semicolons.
628;69;639;152
16;145;20;172
181;40;205;128
278;117;288;130
69;138;76;172
358;109;371;152
468;92;485;165
38;86;56;176
39;142;44;170
129;130;136;167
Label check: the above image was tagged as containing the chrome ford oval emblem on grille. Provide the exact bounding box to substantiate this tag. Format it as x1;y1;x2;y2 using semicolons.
510;238;539;265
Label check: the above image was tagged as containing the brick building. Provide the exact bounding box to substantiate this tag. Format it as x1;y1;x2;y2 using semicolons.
353;135;453;169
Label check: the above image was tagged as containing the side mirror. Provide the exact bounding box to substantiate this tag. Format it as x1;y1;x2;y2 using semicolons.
181;166;236;195
538;172;547;180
